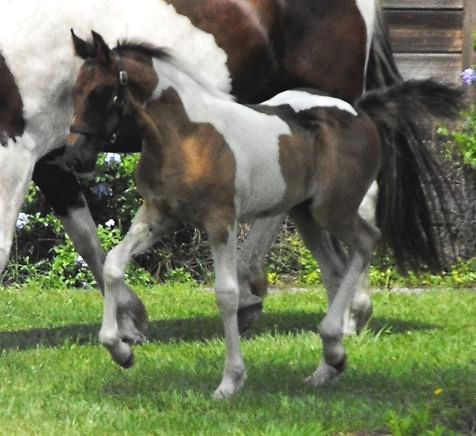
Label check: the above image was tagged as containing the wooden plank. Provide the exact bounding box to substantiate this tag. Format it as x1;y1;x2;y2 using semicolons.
462;0;475;67
394;53;463;82
385;10;464;52
383;0;463;9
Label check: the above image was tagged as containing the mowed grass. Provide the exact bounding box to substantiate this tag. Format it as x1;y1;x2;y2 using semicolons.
0;284;475;435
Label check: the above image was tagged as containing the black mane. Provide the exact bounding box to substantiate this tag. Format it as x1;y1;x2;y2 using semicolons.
114;40;171;61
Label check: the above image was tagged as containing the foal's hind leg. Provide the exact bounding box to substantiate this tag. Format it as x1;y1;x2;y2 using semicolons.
306;215;380;387
99;204;176;367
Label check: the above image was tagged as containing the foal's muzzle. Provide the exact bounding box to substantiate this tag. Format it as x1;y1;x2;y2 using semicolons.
64;132;99;178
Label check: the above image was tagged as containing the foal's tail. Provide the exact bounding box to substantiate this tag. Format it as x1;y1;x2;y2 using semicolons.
355;79;465;272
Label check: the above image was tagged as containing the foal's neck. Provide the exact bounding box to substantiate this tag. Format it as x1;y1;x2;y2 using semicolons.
150;57;232;111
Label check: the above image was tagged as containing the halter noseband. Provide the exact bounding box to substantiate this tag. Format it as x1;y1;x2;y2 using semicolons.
70;54;129;145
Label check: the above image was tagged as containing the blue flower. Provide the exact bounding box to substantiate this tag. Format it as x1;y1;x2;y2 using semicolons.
16;212;29;229
93;183;113;198
105;153;122;165
104;219;115;229
461;68;476;86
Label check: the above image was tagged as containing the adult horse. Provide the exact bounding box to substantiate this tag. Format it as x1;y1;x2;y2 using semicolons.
0;0;444;337
65;33;463;397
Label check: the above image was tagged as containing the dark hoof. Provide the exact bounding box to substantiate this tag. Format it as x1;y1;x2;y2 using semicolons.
331;355;347;374
120;353;134;369
237;302;263;334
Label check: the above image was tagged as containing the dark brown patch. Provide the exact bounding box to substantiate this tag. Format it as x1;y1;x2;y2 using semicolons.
278;108;381;229
135;88;237;245
167;0;367;102
0;51;25;144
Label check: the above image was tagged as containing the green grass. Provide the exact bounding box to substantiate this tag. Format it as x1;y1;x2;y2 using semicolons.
0;285;475;435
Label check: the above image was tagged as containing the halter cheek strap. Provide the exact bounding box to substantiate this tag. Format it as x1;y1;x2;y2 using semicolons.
69;59;129;146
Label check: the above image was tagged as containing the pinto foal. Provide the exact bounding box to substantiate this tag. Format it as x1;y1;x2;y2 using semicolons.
67;32;463;398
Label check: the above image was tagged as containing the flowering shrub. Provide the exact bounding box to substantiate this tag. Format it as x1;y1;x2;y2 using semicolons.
3;72;476;289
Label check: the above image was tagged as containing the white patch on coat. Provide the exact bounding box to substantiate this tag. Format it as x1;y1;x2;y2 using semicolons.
0;0;231;158
355;0;377;90
262;90;358;116
150;58;289;219
358;180;378;224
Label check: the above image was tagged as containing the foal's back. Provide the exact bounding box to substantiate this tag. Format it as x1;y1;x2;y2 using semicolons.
246;90;382;219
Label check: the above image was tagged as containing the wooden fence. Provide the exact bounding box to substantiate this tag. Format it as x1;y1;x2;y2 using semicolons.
383;0;475;83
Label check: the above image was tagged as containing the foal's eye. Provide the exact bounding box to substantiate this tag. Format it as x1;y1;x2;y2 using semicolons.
88;85;114;108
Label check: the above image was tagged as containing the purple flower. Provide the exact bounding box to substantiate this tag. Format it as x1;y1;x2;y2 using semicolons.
104;219;115;229
93;183;113;198
16;212;29;229
105;153;122;165
461;68;476;86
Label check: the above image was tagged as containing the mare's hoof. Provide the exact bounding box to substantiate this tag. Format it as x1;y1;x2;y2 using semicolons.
305;357;346;388
122;331;147;345
237;302;263;334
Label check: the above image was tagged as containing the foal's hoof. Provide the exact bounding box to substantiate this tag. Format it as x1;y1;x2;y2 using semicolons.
120;353;135;369
237;302;263;334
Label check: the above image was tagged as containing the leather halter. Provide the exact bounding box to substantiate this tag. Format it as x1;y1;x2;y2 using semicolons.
69;53;129;145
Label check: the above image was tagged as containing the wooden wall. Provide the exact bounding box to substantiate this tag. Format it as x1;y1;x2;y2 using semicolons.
383;0;475;82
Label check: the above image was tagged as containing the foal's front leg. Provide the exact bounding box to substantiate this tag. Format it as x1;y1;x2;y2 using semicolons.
207;222;246;399
99;204;174;367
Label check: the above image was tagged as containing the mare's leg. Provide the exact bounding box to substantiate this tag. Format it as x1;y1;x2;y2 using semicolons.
99;203;176;367
237;214;285;333
33;156;147;341
306;214;380;387
0;136;37;275
207;221;246;399
290;207;346;304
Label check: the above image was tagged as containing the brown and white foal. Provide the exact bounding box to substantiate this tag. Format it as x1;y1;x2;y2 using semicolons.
67;31;463;398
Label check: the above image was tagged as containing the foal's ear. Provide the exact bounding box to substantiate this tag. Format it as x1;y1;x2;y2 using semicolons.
91;30;111;62
71;29;95;60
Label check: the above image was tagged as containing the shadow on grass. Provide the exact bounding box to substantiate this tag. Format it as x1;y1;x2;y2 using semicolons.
0;309;439;351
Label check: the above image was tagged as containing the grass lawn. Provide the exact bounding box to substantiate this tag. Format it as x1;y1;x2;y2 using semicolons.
0;284;475;435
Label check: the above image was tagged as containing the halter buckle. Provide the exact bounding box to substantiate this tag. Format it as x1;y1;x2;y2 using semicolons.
119;70;128;85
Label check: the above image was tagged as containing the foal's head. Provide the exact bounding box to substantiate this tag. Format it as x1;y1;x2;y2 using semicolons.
66;30;158;175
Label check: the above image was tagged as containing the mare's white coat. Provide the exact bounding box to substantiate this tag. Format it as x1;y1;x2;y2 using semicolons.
0;0;230;273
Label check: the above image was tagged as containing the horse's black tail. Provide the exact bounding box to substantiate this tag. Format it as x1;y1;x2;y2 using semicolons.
355;79;466;272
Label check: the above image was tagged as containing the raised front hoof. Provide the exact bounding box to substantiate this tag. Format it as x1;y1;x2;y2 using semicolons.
118;352;135;369
121;329;147;346
212;371;247;400
305;358;346;388
237;302;263;334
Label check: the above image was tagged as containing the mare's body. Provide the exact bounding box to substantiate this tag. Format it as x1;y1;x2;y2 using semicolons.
0;0;391;337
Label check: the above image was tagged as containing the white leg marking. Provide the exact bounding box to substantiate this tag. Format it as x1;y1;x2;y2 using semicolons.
99;205;172;366
210;225;246;399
